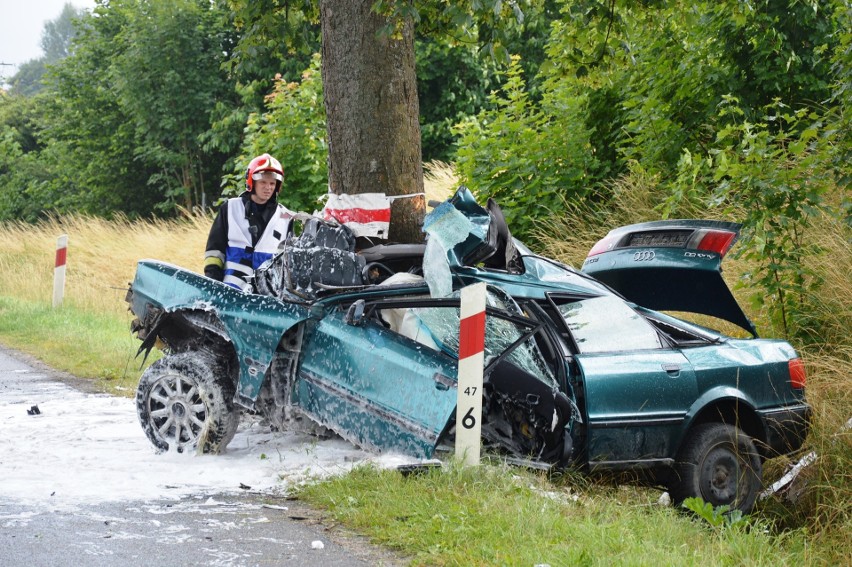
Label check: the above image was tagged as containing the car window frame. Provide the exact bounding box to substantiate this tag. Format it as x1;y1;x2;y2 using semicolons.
516;299;572;395
545;292;673;355
345;296;544;377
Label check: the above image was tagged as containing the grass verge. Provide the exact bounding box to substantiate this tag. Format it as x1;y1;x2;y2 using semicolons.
0;296;144;394
297;462;807;566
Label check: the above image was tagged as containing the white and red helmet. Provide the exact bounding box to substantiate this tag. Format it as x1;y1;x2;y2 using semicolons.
245;153;284;193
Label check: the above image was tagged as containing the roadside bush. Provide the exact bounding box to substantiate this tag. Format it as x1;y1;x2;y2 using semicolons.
453;56;600;240
659;98;838;342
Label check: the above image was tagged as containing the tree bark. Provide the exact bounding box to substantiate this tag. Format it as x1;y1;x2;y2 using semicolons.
320;0;425;243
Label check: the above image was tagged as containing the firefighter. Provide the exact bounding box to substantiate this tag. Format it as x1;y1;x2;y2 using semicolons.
204;154;294;290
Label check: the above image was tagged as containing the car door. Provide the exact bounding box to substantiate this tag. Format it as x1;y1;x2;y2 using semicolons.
292;286;571;461
552;295;698;467
293;296;461;459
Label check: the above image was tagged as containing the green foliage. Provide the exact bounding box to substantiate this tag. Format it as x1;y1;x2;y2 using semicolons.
540;0;841;180
222;0;321;159
453;0;841;243
28;0;238;218
109;0;236;211
682;497;749;530
228;1;553;166
224;0;319;88
35;4;160;219
375;1;560;161
455;0;845;336
7;60;49;97
0;109;31;220
828;2;852;189
0;0;251;221
416;39;499;162
0;92;96;221
373;0;536;64
226;54;328;213
453;55;599;239
662;97;835;339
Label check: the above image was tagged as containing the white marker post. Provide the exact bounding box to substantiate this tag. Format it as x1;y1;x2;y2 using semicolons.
53;234;68;308
456;282;486;466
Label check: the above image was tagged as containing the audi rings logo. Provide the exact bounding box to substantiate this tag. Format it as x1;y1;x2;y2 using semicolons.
633;250;655;261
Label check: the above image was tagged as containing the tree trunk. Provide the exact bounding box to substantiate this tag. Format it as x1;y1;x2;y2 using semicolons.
320;0;425;243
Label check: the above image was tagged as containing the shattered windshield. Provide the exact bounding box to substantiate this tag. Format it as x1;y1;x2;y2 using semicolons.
407;289;556;386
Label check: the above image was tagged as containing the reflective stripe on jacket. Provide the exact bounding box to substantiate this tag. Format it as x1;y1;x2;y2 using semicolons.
223;198;292;290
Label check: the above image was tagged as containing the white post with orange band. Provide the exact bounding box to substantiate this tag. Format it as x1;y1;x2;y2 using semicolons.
53;234;68;308
455;282;486;466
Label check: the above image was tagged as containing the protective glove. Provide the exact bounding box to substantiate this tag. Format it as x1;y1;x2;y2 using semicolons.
204;265;224;281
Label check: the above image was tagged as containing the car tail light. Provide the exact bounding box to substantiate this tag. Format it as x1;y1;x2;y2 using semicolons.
696;230;737;257
789;358;807;389
587;234;619;257
588;226;739;258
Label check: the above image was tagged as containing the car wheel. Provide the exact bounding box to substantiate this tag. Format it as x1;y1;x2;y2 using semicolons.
136;352;239;454
671;423;762;513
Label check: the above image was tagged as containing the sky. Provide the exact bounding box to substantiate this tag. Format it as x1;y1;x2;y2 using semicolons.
0;0;96;81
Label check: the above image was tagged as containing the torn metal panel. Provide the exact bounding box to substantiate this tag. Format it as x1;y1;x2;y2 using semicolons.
759;450;817;502
129;260;312;407
760;417;850;502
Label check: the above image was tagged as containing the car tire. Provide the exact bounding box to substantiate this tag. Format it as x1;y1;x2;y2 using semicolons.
671;422;762;513
136;352;239;454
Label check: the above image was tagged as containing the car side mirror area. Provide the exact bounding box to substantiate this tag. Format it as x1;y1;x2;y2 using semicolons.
344;299;367;326
309;303;326;319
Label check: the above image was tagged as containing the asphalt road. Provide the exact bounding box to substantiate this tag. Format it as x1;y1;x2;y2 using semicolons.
0;493;401;567
0;346;404;567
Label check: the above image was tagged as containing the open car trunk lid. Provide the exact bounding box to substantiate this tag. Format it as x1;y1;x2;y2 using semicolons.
580;220;757;336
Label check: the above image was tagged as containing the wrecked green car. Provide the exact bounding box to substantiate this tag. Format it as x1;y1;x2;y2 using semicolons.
126;188;810;512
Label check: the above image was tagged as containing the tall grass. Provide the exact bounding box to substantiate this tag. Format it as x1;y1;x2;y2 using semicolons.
0;212;211;389
780;210;852;552
0;212;210;315
424;160;459;205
